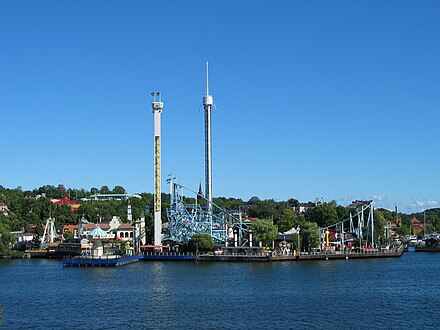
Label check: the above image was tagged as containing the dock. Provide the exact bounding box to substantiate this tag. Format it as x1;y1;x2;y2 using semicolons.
141;252;197;261
197;245;404;262
198;254;271;262
298;246;404;261
63;255;142;267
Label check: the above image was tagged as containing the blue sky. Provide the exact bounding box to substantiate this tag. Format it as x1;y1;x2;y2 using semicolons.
1;0;439;213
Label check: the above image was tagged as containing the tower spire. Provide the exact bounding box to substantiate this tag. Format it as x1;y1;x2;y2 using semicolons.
206;61;209;96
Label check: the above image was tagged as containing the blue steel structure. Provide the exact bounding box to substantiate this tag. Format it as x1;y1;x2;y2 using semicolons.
166;179;246;244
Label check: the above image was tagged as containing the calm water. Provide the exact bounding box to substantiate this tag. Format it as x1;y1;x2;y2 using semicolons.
1;252;440;329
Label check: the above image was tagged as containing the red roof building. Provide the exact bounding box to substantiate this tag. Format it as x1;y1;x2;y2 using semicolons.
51;196;81;212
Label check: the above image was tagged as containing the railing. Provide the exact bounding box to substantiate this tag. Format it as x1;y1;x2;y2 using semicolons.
143;251;195;256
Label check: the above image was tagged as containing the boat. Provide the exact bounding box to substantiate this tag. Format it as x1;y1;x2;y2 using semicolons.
415;236;440;252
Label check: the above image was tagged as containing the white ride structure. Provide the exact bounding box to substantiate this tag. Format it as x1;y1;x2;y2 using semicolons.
41;217;56;245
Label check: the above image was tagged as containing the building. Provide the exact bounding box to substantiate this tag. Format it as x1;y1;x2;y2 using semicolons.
83;193;142;202
114;223;134;241
411;217;424;236
293;202;315;214
79;217;134;241
0;203;9;216
61;224;79;237
50;196;81;212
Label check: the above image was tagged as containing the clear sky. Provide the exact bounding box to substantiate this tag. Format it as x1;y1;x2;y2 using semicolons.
1;0;439;213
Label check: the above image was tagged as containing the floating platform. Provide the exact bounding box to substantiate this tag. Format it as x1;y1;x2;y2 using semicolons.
63;255;142;267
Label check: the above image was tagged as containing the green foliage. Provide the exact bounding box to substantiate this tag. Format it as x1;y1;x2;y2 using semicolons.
189;233;214;252
426;223;436;234
336;205;349;220
410;208;440;232
277;208;299;233
213;197;244;211
396;224;411;236
247;198;287;222
144;212;154;244
0;223;15;256
299;221;320;251
373;209;387;244
100;186;111;194
304;203;338;228
63;230;74;241
252;219;278;247
113;186;126;194
287;198;299;207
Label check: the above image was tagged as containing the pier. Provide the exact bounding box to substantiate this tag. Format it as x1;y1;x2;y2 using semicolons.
142;251;197;261
197;245;404;262
63;255;142;267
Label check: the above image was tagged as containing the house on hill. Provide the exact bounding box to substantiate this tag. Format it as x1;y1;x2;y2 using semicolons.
0;203;9;216
51;196;81;212
411;217;424;236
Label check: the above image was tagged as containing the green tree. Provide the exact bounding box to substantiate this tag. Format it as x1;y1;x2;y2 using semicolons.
0;223;15;256
113;186;126;194
304;203;338;228
189;233;214;253
287;198;299;207
396;224;411;236
336;205;349;220
252;219;278;247
100;186;111;194
373;209;387;244
277;208;298;233
63;230;74;242
299;221;320;251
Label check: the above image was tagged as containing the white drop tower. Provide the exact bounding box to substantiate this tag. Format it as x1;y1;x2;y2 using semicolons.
203;62;213;214
151;92;163;247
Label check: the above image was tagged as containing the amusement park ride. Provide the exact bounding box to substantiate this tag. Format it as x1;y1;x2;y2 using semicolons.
321;201;376;251
152;63;249;247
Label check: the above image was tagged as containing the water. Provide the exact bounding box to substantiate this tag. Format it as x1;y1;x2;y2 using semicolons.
1;252;440;329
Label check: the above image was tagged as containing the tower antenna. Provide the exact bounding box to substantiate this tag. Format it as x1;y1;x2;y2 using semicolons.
206;61;209;96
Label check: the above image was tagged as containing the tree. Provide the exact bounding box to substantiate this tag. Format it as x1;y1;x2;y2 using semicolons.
113;186;126;194
100;186;111;194
63;230;74;242
277;208;298;233
299;221;320;251
396;224;411;236
336;205;349;220
0;223;15;256
373;209;387;244
304;204;338;228
189;234;214;253
252;219;278;247
287;198;299;207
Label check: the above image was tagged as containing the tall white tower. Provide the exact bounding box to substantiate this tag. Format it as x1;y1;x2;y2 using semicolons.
151;92;163;247
203;62;214;214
